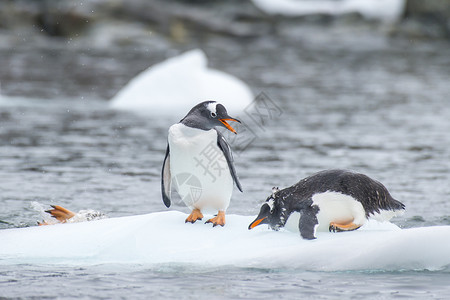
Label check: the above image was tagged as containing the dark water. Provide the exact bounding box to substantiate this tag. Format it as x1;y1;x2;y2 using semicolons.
1;264;450;299
1;27;450;298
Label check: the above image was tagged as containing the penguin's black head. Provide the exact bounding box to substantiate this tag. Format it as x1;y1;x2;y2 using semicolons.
180;101;241;134
248;187;283;230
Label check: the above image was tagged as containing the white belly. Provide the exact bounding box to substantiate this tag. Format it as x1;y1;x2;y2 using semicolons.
284;191;367;233
312;191;367;232
168;123;233;211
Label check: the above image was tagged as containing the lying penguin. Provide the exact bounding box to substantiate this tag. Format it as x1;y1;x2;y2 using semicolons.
161;101;243;226
248;169;405;239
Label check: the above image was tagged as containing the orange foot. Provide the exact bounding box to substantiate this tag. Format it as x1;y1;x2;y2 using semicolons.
44;205;76;223
185;208;204;224
329;221;362;233
205;211;226;227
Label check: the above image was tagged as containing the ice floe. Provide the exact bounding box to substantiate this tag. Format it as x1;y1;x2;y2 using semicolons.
110;49;253;115
1;211;449;271
252;0;405;22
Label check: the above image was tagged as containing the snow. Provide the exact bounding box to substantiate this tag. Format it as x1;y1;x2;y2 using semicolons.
252;0;406;22
1;211;449;271
109;49;254;115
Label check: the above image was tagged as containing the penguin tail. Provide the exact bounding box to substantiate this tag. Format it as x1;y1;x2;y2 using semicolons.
388;198;406;215
392;198;406;211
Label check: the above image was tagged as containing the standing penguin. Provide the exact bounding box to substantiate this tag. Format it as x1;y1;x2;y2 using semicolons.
249;169;405;239
161;101;243;226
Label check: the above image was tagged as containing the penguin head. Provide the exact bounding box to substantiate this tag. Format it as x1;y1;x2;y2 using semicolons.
248;187;283;230
180;101;241;134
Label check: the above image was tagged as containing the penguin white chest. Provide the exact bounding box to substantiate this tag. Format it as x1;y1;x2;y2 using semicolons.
168;123;233;211
312;191;367;231
284;191;367;233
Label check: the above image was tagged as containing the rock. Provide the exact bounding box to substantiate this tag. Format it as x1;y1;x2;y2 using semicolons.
0;1;41;30
35;0;98;37
2;0;450;42
0;0;97;37
105;0;270;40
404;0;450;17
394;0;450;39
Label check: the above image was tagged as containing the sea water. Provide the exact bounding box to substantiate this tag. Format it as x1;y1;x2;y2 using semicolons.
1;32;450;300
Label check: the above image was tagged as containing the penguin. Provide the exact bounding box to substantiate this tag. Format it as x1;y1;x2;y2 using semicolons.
248;169;405;239
161;101;243;226
38;205;107;225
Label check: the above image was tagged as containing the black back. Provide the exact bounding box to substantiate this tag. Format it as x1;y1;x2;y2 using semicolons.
280;169;405;217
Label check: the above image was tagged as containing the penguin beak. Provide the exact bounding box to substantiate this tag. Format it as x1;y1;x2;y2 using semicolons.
248;217;267;230
219;117;240;134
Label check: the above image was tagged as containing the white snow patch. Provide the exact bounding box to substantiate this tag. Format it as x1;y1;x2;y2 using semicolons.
252;0;405;22
1;211;449;271
110;49;253;115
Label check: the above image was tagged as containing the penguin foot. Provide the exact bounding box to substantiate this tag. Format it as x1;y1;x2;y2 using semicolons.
205;211;226;227
329;221;362;233
45;205;76;223
185;209;204;224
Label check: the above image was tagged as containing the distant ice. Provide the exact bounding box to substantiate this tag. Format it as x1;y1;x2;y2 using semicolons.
1;211;449;271
110;49;254;115
252;0;406;22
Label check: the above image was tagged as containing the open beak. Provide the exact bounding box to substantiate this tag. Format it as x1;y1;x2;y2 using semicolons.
219;117;240;134
248;217;267;230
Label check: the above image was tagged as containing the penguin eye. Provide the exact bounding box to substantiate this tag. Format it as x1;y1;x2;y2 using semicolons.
210;112;217;118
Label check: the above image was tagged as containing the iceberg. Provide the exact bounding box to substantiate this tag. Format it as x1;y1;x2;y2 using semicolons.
1;211;449;271
252;0;405;22
110;49;254;114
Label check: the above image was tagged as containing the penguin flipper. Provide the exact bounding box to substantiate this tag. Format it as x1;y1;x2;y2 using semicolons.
161;144;172;208
298;205;320;240
216;130;243;192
